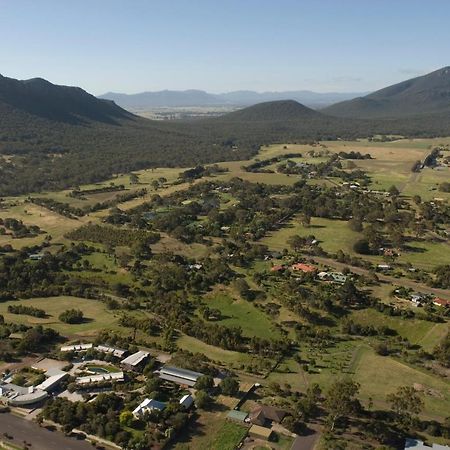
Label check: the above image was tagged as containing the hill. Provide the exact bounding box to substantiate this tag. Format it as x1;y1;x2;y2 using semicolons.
215;99;322;122
99;89;365;110
324;67;450;118
0;74;131;124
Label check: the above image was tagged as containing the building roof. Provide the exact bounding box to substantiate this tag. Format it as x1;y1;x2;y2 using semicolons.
227;409;248;422
405;438;450;449
179;394;194;409
60;343;93;352
133;398;166;416
159;373;197;387
433;297;449;307
96;345;127;358
291;263;316;272
35;372;68;392
271;264;286;272
249;404;287;426
76;371;124;385
160;366;203;382
121;350;149;367
249;424;273;439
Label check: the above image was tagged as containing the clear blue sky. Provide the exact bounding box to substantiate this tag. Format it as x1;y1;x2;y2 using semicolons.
0;0;449;95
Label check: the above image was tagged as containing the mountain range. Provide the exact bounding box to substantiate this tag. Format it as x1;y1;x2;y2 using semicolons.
1;67;450;196
324;67;450;118
98;89;366;109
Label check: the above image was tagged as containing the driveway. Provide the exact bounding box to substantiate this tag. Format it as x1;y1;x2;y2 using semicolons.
0;413;95;450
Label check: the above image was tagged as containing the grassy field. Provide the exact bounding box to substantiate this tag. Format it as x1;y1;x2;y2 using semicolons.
0;296;119;337
202;292;281;339
350;309;448;350
353;347;450;420
262;216;362;255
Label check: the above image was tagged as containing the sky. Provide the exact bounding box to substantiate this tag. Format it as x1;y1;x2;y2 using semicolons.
0;0;449;95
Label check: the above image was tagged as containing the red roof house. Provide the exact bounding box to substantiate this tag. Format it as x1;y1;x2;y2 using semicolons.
433;297;449;307
291;263;316;273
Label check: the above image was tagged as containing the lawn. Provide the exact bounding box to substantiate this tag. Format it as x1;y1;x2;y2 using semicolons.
352;347;450;420
262;216;362;255
203;292;281;339
212;421;248;450
350;309;448;349
0;296;119;337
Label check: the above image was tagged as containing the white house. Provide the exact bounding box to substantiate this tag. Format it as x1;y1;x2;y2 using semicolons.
132;398;166;418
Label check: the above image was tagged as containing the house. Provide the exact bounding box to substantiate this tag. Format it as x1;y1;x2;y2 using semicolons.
132;398;166;418
330;272;347;283
291;263;316;273
60;343;93;352
28;254;43;261
158;366;204;387
179;394;194;409
377;264;392;271
270;265;286;273
249;424;273;441
433;297;449;308
249;404;287;427
404;437;450;449
96;345;128;359
121;351;150;371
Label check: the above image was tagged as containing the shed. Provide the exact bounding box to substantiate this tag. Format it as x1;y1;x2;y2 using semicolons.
159;366;203;387
227;409;248;423
249;424;273;440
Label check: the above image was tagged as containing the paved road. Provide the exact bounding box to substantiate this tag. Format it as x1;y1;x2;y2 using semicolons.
312;256;450;300
0;413;95;450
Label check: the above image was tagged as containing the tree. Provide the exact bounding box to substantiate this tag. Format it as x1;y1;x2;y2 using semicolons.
129;173;139;185
119;410;133;427
287;235;304;252
388;185;400;197
299;213;311;227
195;390;211;409
194;375;214;390
220;377;239;396
59;309;84;324
387;386;424;427
324;379;360;431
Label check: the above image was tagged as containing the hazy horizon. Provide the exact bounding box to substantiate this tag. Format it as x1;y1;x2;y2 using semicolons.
1;0;449;95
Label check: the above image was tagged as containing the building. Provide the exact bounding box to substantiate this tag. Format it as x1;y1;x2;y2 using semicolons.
35;369;68;392
158;366;204;387
133;398;166;418
249;404;287;427
121;351;150;371
433;297;449;308
60;343;93;352
291;263;316;273
270;265;286;273
227;409;249;423
75;371;124;385
96;345;128;359
249;424;273;441
377;264;392;271
179;394;194;409
405;438;450;449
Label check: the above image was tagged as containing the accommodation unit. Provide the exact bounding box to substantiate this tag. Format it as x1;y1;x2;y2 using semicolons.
75;371;124;385
121;351;150;371
35;369;68;392
433;297;449;308
96;345;128;359
270;265;286;272
249;404;287;427
291;263;316;273
158;366;204;387
60;343;93;352
405;438;450;449
133;398;166;418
